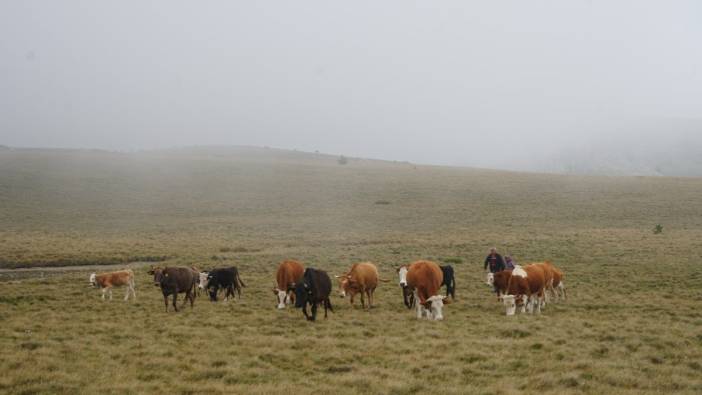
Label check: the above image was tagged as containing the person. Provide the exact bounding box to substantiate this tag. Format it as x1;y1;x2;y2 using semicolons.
483;247;506;273
504;255;516;270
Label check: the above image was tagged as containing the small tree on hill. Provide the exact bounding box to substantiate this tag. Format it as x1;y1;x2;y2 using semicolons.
338;155;348;165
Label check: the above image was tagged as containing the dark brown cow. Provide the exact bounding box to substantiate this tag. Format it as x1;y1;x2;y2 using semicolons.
148;266;198;312
336;262;379;309
273;260;305;309
503;264;546;316
406;260;448;320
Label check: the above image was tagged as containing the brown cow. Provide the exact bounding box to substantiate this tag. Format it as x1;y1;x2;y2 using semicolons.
503;264;546;315
491;270;513;300
273;260;305;309
540;261;566;301
89;270;136;301
336;262;379;309
534;262;555;305
406;260;448;320
148;266;198;312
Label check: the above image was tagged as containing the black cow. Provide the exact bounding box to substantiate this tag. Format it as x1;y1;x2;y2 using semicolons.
440;265;456;300
148;266;198;312
294;268;333;321
205;267;246;302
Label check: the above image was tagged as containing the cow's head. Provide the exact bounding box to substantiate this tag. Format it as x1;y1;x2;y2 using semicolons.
503;295;516;315
397;266;408;288
147;267;165;286
294;282;311;308
424;295;448;320
198;271;209;290
89;273;97;287
335;274;353;298
273;284;288;309
486;272;494;286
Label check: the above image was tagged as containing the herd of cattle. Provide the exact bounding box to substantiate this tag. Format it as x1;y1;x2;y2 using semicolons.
88;259;566;320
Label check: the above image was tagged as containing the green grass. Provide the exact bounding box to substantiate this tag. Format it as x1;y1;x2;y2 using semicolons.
1;146;701;394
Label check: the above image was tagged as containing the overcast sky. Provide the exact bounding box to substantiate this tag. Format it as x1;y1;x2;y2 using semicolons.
1;1;701;168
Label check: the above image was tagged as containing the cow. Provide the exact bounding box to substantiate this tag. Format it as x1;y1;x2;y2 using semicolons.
534;262;555;305
273;260;305;309
502;264;546;316
397;263;415;309
440;265;456;300
490;269;513;300
148;266;199;312
294;268;333;321
89;270;136;301
336;262;379;309
539;261;566;301
406;260;448;320
203;267;246;302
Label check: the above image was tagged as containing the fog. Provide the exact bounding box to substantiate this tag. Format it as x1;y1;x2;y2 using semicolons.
1;1;701;174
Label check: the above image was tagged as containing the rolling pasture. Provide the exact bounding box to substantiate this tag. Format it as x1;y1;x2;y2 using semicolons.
1;147;701;394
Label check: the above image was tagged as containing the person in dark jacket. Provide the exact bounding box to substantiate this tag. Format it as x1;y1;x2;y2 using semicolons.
484;247;506;273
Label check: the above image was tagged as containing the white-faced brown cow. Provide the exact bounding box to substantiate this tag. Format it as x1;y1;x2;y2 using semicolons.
89;270;136;301
336;262;379;309
406;260;448;320
273;260;305;309
502;264;546;316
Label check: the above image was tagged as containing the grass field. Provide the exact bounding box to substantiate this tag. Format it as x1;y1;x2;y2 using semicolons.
1;146;701;394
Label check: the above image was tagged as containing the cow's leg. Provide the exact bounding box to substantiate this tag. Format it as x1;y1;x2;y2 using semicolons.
310;302;317;321
301;303;310;320
188;290;194;308
124;286;130;301
164;295;169;312
130;281;136;301
360;287;366;309
414;292;423;319
561;283;567;301
101;288;106;300
173;293;179;312
324;299;328;318
368;289;374;308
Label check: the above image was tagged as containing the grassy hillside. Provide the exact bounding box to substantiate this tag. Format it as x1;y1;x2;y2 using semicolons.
1;147;701;394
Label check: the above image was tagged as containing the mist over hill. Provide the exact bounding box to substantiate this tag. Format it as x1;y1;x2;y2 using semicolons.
465;118;702;177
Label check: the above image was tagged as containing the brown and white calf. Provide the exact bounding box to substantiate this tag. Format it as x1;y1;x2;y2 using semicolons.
89;269;136;301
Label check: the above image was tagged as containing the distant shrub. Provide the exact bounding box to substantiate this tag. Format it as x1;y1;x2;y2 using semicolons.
653;224;663;234
374;200;391;205
338;155;348;165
